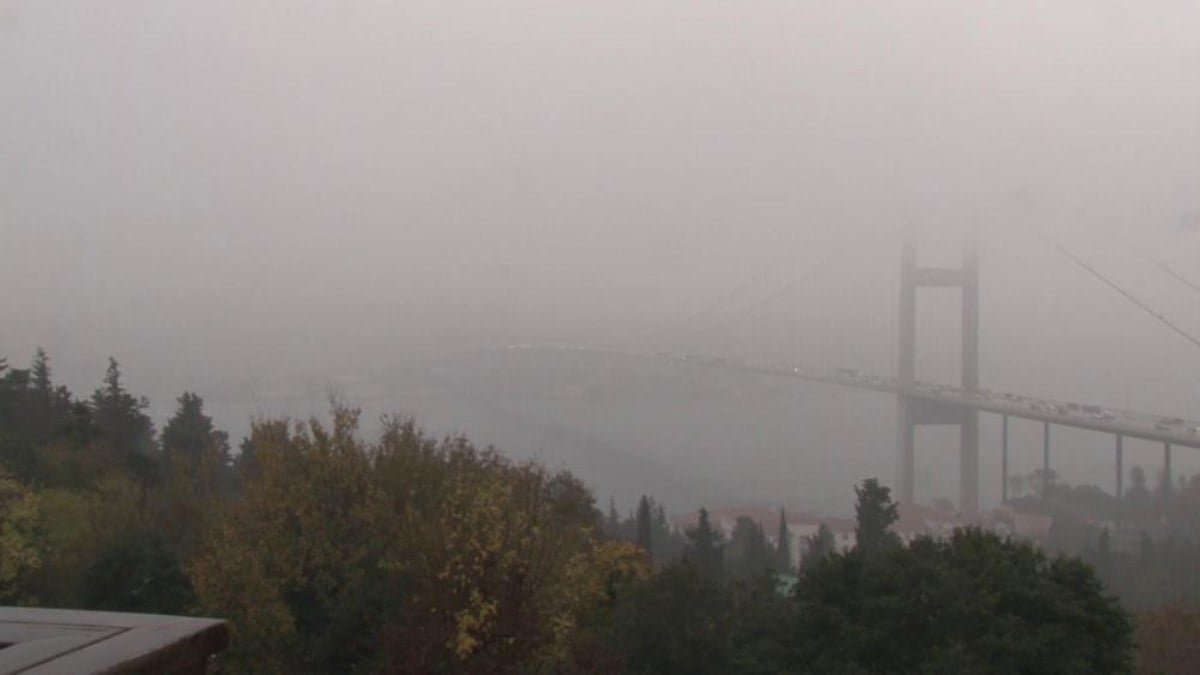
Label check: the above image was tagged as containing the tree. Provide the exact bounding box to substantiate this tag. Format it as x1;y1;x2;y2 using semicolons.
792;528;1134;673
155;392;233;556
1129;466;1148;496
1009;474;1027;498
636;494;653;558
685;508;725;579
1093;527;1112;578
191;408;404;673
801;523;836;572
605;498;620;537
30;348;51;394
82;531;193;614
582;563;736;674
0;349;75;482
651;501;686;564
853;478;899;553
727;516;772;581
1155;467;1173;499
775;508;792;573
193;407;644;674
91;358;156;460
90;359;157;506
1027;467;1060;498
0;470;39;603
161;392;221;460
160;391;230;489
29;478;143;608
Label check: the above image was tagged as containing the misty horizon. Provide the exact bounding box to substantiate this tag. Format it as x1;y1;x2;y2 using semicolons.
4;1;1200;515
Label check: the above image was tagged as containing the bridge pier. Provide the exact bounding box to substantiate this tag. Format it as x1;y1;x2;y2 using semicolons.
1043;421;1051;496
898;398;916;504
1164;442;1173;493
1001;415;1009;502
960;412;979;516
1116;434;1124;499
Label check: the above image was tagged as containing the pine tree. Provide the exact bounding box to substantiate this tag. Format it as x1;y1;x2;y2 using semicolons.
636;495;653;557
801;523;836;571
161;392;231;493
1095;526;1112;578
728;517;772;580
606;498;621;537
685;507;724;578
91;358;155;457
854;478;900;553
776;507;792;572
91;358;157;507
31;348;51;394
651;501;685;562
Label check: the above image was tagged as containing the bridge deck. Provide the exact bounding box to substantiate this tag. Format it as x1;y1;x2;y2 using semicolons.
509;346;1200;450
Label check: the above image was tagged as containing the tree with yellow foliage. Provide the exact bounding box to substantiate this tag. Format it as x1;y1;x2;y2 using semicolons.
192;406;645;674
0;469;40;604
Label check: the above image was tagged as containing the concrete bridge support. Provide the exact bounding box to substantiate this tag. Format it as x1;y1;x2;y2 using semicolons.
1165;442;1173;493
1001;415;1009;502
1043;421;1051;496
1116;434;1124;499
897;230;981;517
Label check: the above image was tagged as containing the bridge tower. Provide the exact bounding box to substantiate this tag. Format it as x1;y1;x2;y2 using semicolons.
897;230;980;517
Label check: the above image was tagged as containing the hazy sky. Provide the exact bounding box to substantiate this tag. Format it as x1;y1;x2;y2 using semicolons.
3;1;1200;510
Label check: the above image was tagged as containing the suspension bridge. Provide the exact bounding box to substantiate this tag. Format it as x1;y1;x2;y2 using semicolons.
508;230;1200;518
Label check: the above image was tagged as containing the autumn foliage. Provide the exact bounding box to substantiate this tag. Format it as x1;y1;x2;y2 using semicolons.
190;408;647;673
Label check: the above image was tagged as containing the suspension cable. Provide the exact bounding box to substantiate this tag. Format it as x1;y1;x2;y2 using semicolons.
1038;233;1200;350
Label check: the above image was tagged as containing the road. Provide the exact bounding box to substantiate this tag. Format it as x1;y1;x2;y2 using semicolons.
506;344;1200;450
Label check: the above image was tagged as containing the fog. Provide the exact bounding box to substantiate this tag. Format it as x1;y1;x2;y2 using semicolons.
3;1;1200;513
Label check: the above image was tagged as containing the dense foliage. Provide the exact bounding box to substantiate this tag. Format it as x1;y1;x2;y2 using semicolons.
191;409;647;673
0;349;1146;673
1010;467;1200;610
794;528;1131;673
584;482;1132;674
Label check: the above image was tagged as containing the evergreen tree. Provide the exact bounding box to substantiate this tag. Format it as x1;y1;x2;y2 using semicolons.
636;494;653;557
91;358;157;507
619;509;638;543
31;348;51;394
0;350;75;482
651;501;686;563
793;528;1133;673
586;563;736;674
801;522;836;571
27;348;72;427
82;531;193;615
685;508;725;579
1129;466;1148;496
157;392;233;554
91;358;156;458
727;516;772;580
853;477;900;553
606;497;620;537
1155;467;1173;499
775;507;792;573
1095;526;1112;578
160;391;230;484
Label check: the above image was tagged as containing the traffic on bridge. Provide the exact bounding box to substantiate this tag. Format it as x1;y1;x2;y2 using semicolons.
507;344;1200;450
